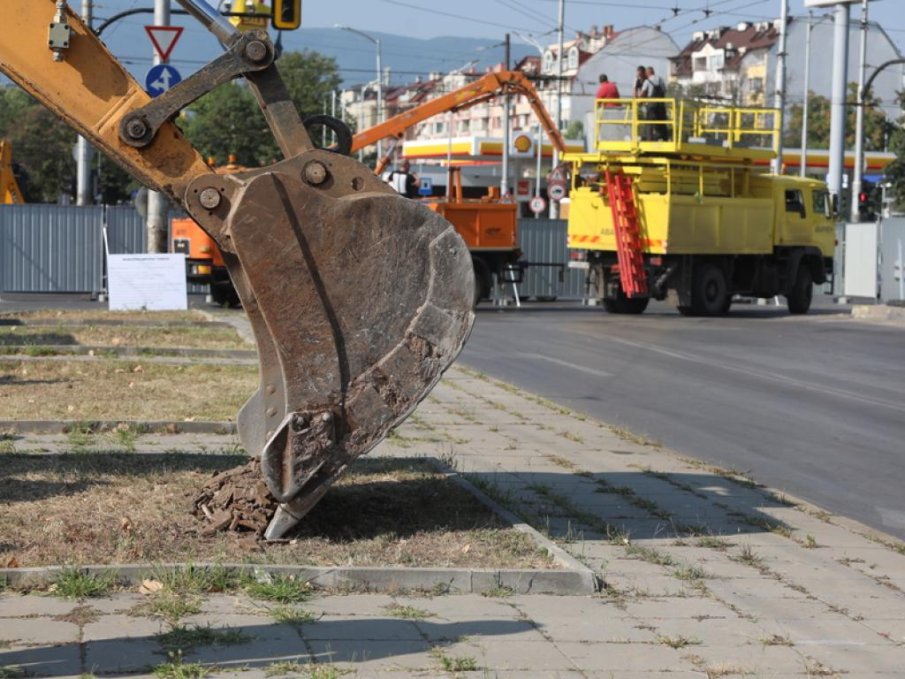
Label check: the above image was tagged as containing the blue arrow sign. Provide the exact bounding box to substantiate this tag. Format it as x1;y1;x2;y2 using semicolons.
145;64;182;97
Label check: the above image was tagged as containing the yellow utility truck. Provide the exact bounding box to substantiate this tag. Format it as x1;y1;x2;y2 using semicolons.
566;98;835;315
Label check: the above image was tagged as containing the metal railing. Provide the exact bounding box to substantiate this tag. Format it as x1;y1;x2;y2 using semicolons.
593;98;780;156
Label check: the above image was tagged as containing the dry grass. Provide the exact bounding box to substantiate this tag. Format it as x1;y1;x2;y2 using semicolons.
0;325;248;351
0;454;552;570
0;359;256;420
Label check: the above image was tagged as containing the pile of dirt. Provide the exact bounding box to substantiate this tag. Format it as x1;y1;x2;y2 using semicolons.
192;459;277;537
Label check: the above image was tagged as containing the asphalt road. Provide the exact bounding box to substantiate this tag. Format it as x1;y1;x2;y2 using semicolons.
461;297;905;541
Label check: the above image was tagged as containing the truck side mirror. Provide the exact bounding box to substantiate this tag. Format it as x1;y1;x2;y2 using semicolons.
831;193;839;217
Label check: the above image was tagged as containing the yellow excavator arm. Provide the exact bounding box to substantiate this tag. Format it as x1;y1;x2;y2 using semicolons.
0;140;24;204
0;0;474;539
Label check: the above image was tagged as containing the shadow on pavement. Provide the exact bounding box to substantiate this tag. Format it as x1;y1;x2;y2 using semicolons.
0;617;530;676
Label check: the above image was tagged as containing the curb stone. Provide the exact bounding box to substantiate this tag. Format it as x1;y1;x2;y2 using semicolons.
852;304;905;323
436;462;601;593
0;420;237;435
0;562;595;596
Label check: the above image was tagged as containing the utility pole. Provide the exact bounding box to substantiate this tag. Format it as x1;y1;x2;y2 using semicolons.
826;2;850;214
771;0;789;174
550;0;565;219
76;0;94;205
800;11;813;178
501;33;511;198
146;0;170;253
850;0;869;222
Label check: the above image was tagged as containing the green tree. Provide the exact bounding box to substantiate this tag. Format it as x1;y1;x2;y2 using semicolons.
180;49;342;167
783;84;890;151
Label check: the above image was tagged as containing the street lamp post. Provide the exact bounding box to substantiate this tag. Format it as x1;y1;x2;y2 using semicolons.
337;25;383;161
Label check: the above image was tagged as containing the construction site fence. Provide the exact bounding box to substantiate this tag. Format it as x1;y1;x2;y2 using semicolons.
0;204;206;294
518;218;586;300
0;205;586;301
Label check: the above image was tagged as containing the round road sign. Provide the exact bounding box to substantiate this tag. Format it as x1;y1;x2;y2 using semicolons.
549;183;567;202
529;195;547;214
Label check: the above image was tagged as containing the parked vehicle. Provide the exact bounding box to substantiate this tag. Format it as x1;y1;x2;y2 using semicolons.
566;98;835;315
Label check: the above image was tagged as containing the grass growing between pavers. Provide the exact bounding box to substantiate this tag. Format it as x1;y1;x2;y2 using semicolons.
0;359;257;420
0;454;552;570
0;324;249;352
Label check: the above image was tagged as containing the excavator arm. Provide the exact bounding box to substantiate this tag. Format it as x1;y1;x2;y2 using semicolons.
352;70;567;160
0;0;474;539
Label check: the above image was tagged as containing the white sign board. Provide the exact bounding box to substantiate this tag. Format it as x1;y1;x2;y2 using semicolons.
843;222;879;298
529;195;547;214
107;253;188;311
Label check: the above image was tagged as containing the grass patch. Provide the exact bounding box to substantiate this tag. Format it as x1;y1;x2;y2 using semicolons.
133;590;202;625
657;634;700;649
731;545;764;569
433;650;478;672
761;633;794;647
243;574;312;604
625;544;675;567
157;625;252;654
481;585;515;598
385;603;431;619
265;661;308;677
49;567;118;599
0;667;27;679
152;660;209;679
154;564;242;595
696;536;730;550
0;358;257;421
270;605;317;626
673;563;707;581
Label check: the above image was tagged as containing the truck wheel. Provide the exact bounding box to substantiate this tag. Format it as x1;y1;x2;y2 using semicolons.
691;263;729;316
787;265;813;315
603;287;649;314
472;259;491;306
211;282;241;308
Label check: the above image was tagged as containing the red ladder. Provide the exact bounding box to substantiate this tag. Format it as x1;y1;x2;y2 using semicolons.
605;170;648;298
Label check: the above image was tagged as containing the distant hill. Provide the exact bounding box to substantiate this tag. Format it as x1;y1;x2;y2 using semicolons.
99;23;536;88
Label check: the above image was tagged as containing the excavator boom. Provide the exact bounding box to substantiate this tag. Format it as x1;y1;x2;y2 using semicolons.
0;0;474;539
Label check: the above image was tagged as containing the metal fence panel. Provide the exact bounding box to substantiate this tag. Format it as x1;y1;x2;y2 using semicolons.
105;206;147;254
518;218;586;300
880;217;905;303
0;205;105;293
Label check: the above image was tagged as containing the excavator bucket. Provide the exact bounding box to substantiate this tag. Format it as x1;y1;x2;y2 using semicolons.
0;0;474;540
187;151;474;539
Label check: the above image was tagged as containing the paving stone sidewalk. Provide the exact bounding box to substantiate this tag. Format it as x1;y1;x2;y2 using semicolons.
3;366;905;676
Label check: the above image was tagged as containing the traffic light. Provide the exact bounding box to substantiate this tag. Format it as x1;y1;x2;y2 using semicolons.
271;0;301;30
858;180;876;221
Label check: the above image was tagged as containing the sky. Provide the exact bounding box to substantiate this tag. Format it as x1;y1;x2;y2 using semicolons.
95;0;905;48
92;0;905;84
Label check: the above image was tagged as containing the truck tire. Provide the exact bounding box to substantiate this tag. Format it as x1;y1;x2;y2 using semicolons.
211;281;240;308
787;265;813;315
603;286;649;314
691;263;729;316
472;258;491;306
